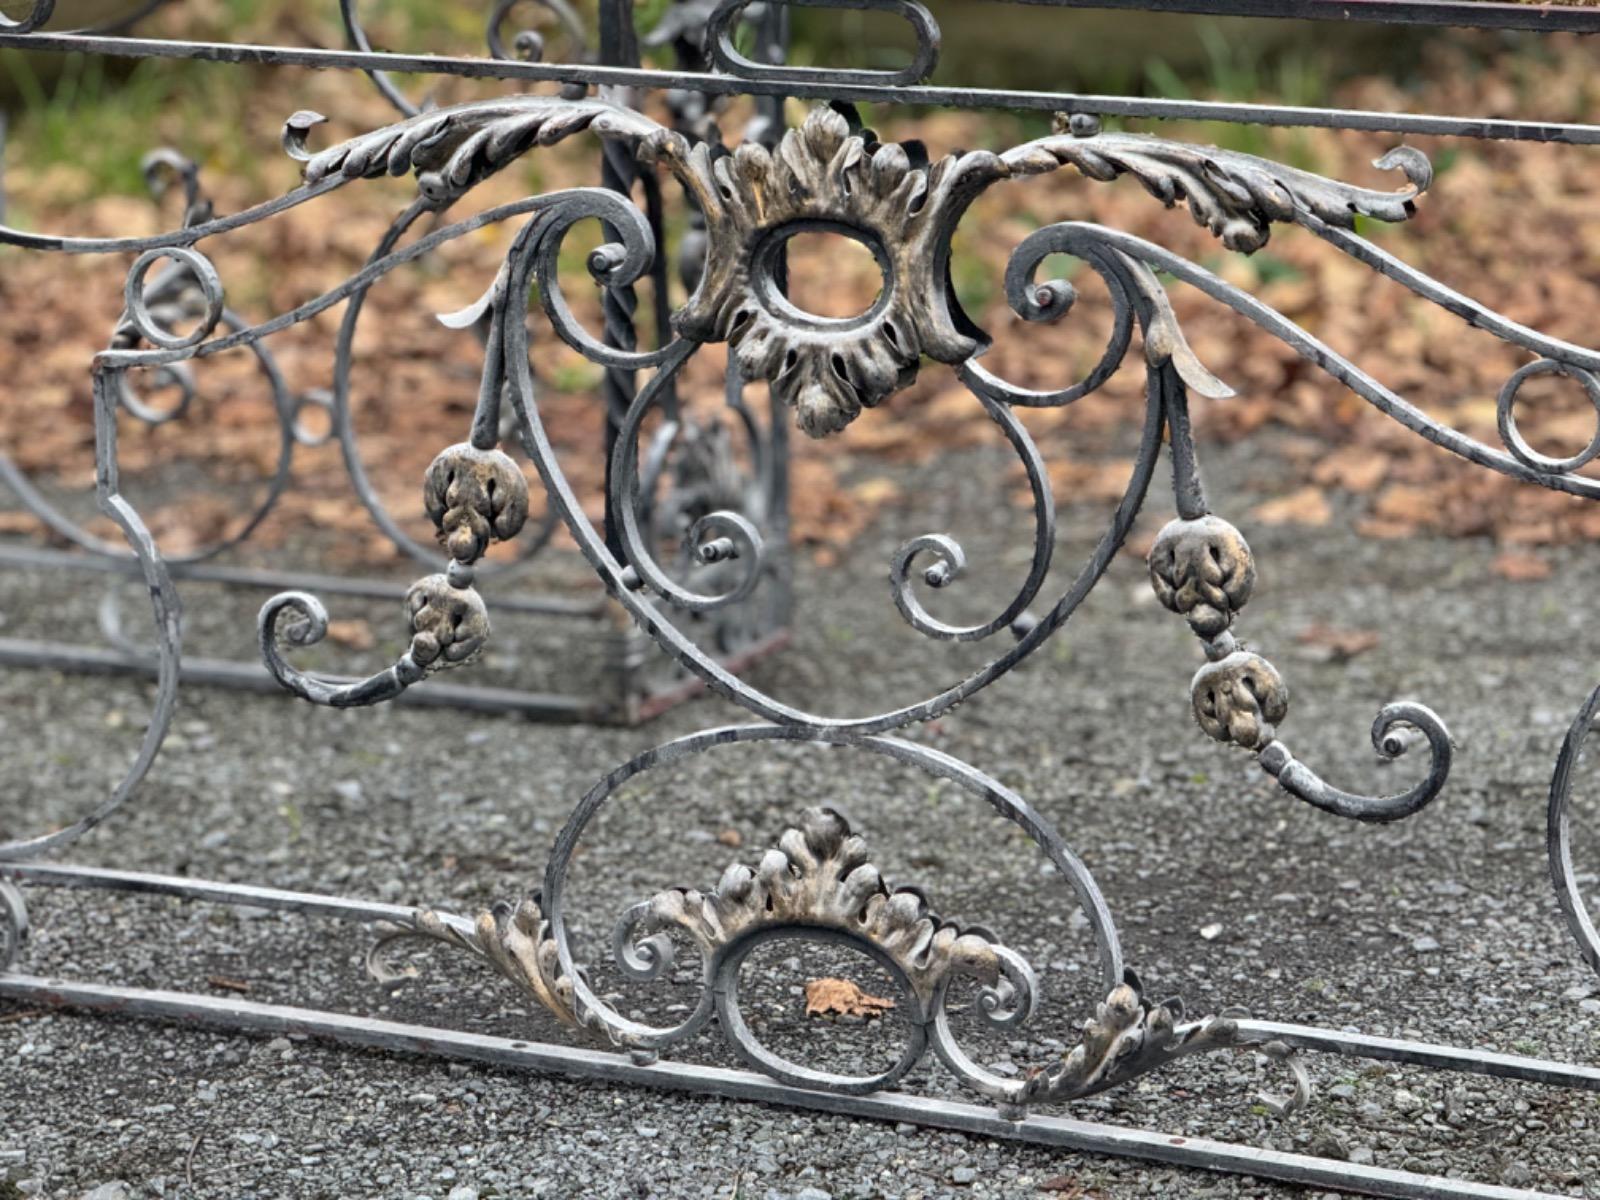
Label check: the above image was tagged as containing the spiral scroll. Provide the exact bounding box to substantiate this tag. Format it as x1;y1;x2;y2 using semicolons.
1548;686;1600;977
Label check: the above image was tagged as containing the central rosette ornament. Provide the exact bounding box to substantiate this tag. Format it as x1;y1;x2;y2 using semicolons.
650;107;1002;437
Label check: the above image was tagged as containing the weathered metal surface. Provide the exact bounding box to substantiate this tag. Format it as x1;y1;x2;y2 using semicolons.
2;4;1599;1198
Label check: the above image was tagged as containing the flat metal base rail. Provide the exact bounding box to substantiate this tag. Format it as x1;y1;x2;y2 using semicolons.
1;862;1590;1200
0;628;791;722
0;975;1559;1200
0;542;790;723
0;541;607;618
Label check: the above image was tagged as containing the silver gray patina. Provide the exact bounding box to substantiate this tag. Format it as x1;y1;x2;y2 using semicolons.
2;3;1599;1199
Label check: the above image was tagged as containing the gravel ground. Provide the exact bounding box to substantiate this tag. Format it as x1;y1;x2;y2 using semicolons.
2;436;1599;1200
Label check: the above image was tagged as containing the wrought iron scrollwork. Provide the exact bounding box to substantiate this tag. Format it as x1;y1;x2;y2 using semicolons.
706;0;939;87
0;881;28;971
112;93;1520;842
0;0;53;34
7;36;1600;1175
383;791;1267;1113
1548;688;1600;977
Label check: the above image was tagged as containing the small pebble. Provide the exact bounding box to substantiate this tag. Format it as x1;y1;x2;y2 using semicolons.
1500;1162;1534;1188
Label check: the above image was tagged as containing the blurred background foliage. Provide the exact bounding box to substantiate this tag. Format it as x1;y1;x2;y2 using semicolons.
4;2;1600;574
0;0;1517;198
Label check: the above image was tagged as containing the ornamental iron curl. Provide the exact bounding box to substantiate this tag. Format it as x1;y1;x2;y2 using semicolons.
387;797;1246;1108
6;7;1600;1199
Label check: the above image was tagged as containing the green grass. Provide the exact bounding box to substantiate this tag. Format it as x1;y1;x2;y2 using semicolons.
1;48;175;197
1142;23;1333;164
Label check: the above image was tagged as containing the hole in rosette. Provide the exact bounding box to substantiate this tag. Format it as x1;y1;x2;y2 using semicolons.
780;230;886;321
754;223;893;331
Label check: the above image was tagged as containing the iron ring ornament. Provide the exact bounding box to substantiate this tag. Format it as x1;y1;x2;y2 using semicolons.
4;55;1600;1157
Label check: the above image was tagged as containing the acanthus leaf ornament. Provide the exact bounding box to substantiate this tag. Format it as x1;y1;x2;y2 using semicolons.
380;802;1249;1106
1018;973;1240;1105
13;23;1600;1198
255;92;1462;813
282;97;1435;443
293;96;662;203
633;105;1430;435
1000;124;1432;254
617;806;1008;1012
370;895;595;1035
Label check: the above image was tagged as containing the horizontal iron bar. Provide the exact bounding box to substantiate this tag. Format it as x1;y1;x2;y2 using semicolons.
1006;0;1600;34
0;637;601;720
1236;1020;1600;1094
0;975;1558;1200
632;626;793;723
7;862;1596;1102
2;32;1599;144
0;542;607;618
0;861;423;924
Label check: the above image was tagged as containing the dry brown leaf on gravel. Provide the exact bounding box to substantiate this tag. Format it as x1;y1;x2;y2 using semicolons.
9;37;1600;564
1312;446;1389;494
1296;623;1381;661
1490;551;1555;582
1371;484;1438;533
804;978;895;1019
1250;486;1332;528
325;619;378;651
1037;1180;1098;1197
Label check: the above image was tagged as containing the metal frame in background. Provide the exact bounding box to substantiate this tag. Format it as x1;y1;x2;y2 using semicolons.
2;2;1600;1197
0;0;793;724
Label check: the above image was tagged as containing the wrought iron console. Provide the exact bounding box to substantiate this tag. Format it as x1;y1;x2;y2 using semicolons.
3;2;1600;1198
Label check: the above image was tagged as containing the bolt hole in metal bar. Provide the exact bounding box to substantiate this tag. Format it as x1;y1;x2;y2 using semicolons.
2;862;1596;1200
3;5;1600;145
